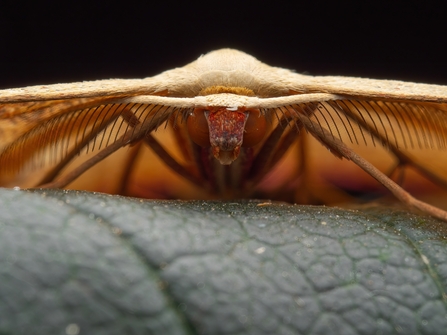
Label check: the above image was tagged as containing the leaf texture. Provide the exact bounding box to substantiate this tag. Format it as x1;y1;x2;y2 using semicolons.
1;188;447;335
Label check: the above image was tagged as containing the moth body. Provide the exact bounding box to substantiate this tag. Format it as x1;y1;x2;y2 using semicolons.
1;49;447;220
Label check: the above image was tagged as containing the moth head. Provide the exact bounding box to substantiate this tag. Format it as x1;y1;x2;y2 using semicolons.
187;106;267;165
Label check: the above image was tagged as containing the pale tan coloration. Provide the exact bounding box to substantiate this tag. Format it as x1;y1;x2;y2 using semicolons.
2;49;446;103
1;49;447;221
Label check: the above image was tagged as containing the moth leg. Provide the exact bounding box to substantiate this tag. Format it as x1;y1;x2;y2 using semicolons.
327;101;447;189
117;100;206;190
37;113;122;185
386;163;407;186
142;133;205;189
37;102;142;186
249;104;349;203
385;149;447;189
243;123;298;200
115;141;144;195
112;107;147;195
38;105;166;189
294;103;363;204
249;104;324;201
248;110;303;187
38;132;132;189
295;113;447;222
290;129;358;205
169;114;208;182
88;106;200;195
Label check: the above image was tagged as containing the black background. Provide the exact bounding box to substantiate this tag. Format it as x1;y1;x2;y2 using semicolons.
1;2;446;89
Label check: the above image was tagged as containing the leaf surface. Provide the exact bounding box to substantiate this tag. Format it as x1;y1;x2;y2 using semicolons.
1;188;446;335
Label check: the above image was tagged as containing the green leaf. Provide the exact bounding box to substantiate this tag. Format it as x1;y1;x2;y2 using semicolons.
1;188;447;335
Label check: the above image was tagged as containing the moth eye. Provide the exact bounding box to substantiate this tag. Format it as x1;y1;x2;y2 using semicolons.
187;108;211;147
242;110;267;147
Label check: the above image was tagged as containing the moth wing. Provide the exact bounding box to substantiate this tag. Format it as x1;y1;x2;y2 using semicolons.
0;76;172;103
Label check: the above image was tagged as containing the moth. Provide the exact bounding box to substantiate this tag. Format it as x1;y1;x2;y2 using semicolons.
1;49;447;221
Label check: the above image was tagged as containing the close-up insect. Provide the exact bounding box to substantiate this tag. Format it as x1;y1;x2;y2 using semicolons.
0;49;447;220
